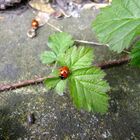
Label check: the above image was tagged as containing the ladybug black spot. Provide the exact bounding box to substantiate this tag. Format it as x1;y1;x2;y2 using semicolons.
59;75;65;80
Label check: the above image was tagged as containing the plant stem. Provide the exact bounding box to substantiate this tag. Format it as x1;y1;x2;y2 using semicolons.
96;56;130;69
75;39;109;46
0;57;130;92
123;50;130;54
45;23;109;46
52;61;58;73
46;22;63;32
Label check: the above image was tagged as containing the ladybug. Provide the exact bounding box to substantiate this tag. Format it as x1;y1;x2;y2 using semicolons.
59;66;70;80
31;19;39;29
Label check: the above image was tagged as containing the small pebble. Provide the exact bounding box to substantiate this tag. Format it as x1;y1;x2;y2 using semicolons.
27;113;36;125
27;28;36;38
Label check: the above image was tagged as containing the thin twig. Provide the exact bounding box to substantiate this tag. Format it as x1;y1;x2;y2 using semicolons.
75;39;109;46
96;56;130;69
0;57;130;92
123;50;130;54
46;23;108;46
82;2;111;10
46;22;63;32
0;77;46;92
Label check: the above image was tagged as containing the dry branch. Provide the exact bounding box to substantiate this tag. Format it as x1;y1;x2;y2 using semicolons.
0;57;130;92
96;56;130;69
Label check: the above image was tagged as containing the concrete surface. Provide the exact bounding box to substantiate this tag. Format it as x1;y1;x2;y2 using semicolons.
0;6;140;140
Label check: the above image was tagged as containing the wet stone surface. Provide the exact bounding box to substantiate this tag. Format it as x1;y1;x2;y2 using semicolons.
0;65;140;140
0;8;122;83
0;6;140;140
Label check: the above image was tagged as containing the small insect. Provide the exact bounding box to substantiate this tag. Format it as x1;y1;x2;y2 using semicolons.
59;66;70;80
31;19;39;29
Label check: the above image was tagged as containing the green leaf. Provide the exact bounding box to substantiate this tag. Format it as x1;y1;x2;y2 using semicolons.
92;0;140;53
130;40;140;67
44;75;67;95
40;51;56;64
69;67;110;113
44;77;60;89
49;69;59;77
47;32;74;54
40;32;74;65
58;46;94;70
55;80;67;95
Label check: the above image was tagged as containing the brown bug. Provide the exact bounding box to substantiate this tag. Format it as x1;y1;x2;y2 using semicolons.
31;19;39;30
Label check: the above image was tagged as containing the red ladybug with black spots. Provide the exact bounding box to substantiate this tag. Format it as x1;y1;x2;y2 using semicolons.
59;66;70;80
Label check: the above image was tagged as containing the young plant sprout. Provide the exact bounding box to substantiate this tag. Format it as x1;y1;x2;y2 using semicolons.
40;32;110;114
